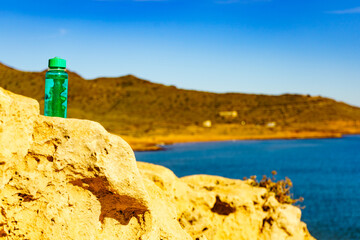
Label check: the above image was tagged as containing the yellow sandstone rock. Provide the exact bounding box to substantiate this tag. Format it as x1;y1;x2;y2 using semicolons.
0;87;315;240
0;88;190;240
138;163;315;240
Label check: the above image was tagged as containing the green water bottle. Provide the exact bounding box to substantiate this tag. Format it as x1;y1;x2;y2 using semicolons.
44;57;68;118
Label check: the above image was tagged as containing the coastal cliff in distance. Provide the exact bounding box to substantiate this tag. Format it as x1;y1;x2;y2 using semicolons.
0;87;315;240
1;62;360;150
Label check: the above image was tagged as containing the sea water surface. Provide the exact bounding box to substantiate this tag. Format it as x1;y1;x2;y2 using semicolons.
135;135;360;240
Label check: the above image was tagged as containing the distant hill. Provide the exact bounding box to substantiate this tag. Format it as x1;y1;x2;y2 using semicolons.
1;62;360;149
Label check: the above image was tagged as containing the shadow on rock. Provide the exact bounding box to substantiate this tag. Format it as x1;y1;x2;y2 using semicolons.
70;177;148;225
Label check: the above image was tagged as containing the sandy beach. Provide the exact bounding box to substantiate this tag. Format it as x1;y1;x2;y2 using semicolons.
122;122;360;151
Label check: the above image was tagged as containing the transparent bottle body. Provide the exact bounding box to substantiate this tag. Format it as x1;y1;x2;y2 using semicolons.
44;68;68;118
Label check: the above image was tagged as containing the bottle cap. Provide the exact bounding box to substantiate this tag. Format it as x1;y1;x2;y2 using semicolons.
48;57;66;68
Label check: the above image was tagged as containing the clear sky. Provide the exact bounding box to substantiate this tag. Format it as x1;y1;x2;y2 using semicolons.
1;0;360;106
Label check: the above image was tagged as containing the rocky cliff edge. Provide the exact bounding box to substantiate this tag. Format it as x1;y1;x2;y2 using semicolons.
0;87;315;240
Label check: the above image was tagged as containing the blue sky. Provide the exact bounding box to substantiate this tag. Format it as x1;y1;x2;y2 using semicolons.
1;0;360;106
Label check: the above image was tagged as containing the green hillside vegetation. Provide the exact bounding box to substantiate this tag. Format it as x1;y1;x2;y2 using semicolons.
1;62;360;149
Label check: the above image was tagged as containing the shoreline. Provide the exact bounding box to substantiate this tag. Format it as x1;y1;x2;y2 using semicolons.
122;131;351;152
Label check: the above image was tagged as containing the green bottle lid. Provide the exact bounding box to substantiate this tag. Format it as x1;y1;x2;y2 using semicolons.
48;57;66;68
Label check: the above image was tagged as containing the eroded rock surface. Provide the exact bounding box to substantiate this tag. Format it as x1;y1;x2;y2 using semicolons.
0;88;190;240
137;162;315;240
0;87;315;240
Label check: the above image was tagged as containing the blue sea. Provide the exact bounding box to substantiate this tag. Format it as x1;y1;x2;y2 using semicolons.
135;135;360;240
